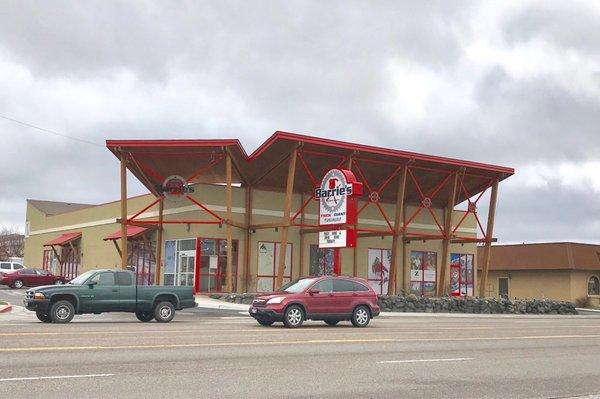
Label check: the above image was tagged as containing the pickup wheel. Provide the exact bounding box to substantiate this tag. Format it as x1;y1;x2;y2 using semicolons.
49;300;75;324
154;301;175;323
36;311;52;323
135;311;155;322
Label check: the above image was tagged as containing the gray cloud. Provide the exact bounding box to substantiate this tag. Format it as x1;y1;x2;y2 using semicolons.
0;1;598;243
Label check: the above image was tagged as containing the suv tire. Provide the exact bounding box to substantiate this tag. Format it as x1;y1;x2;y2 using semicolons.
135;311;155;322
351;305;371;327
36;311;52;323
154;301;175;323
283;305;304;328
50;300;75;324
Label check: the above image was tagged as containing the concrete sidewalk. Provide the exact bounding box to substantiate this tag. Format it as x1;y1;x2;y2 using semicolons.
195;295;250;311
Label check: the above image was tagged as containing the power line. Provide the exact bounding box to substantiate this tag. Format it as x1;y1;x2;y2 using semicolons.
0;114;104;148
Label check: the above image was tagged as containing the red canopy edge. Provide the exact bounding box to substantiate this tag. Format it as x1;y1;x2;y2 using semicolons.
44;232;82;247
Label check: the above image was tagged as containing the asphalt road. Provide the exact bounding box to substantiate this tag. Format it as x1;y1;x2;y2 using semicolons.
3;300;600;399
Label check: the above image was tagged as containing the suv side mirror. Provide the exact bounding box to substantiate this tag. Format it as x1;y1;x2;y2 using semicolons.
87;280;97;287
308;289;320;295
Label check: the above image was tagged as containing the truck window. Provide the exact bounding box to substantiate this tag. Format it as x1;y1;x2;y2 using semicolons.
90;272;115;286
116;272;133;286
0;263;10;270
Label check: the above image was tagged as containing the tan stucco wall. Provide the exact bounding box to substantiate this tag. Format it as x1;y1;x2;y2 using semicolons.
24;183;478;293
480;270;576;301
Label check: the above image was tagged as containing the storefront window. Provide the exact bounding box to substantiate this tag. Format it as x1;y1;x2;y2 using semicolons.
309;245;334;276
198;238;238;292
410;251;437;297
450;253;474;297
256;241;292;292
367;248;391;295
588;276;600;296
163;239;195;287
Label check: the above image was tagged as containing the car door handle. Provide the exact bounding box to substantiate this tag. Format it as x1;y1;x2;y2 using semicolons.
112;289;118;292
328;293;334;297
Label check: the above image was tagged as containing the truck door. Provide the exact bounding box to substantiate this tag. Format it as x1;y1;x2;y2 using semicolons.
116;271;136;312
80;271;120;313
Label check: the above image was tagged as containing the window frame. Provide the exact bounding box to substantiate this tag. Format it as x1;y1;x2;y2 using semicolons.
588;275;600;296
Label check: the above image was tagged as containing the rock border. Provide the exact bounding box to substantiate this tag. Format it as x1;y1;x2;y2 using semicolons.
212;293;578;315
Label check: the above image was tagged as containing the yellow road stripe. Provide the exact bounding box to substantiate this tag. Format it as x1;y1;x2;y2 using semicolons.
2;334;600;352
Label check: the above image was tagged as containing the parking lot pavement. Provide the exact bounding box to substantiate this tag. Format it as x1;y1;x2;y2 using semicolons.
2;313;600;399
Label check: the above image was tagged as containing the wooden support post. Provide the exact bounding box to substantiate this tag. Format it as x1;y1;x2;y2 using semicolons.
120;150;128;270
275;147;298;289
437;172;459;296
155;198;164;285
388;165;408;295
225;152;234;293
112;240;122;258
299;192;305;278
479;179;499;298
51;246;63;268
243;186;252;292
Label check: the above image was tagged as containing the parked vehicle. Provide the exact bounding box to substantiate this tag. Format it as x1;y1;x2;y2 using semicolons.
249;276;380;328
0;261;25;273
24;269;196;323
0;268;68;289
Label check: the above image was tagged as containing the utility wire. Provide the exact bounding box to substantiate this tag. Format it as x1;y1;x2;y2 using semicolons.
0;113;104;148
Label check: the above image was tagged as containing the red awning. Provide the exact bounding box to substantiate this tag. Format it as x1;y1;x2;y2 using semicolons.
44;232;82;247
103;226;150;241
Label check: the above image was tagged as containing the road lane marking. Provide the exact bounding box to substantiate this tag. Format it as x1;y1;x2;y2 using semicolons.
2;334;600;352
377;357;473;364
0;374;114;382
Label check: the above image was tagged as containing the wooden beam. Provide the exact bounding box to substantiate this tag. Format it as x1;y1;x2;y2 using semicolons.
112;240;122;258
388;164;408;295
438;172;460;296
225;146;250;185
51;246;63;268
249;222;290;230
120;149;128;270
223;219;247;230
251;152;291;186
299;193;305;278
243;186;253;292
275;146;298;288
479;179;499;298
225;152;234;293
155;198;164;285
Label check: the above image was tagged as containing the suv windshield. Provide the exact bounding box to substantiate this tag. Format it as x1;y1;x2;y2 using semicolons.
68;270;97;285
280;278;317;293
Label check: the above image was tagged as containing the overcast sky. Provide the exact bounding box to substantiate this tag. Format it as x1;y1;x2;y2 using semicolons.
0;1;599;244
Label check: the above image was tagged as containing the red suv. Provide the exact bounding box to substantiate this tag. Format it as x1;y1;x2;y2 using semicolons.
249;276;380;328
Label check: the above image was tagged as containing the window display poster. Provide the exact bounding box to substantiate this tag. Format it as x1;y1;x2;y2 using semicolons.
258;242;275;275
257;242;292;291
368;248;390;295
424;252;436;282
410;251;422;282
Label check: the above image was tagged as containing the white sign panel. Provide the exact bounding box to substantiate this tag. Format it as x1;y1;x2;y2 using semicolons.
316;169;353;226
319;230;347;248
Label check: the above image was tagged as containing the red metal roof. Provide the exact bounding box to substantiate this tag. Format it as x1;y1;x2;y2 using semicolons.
103;226;150;241
43;232;82;247
106;131;515;207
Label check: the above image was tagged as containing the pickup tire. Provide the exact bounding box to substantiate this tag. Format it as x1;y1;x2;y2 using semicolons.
50;300;75;324
135;311;155;322
154;301;175;323
36;311;52;323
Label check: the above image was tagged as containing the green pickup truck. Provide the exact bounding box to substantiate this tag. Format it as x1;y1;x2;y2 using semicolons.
23;269;196;323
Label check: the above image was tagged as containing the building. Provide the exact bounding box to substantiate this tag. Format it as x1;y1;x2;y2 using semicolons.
477;242;600;305
24;131;514;296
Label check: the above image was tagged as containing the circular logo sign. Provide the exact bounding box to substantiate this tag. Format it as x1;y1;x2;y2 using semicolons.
315;169;351;214
161;175;194;202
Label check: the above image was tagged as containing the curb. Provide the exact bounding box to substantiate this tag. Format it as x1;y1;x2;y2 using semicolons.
0;303;13;314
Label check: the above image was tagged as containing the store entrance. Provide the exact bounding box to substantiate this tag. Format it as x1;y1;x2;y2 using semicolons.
196;238;238;293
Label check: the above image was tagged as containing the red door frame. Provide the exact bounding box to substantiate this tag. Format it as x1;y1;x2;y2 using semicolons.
194;237;238;294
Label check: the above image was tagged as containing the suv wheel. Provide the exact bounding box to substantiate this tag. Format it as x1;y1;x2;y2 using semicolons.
135;311;155;322
154;301;175;323
12;279;23;289
283;305;304;328
351;305;370;327
324;319;340;326
50;300;75;324
36;311;52;323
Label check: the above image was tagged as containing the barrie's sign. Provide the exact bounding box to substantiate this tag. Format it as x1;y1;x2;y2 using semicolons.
315;168;363;248
160;175;194;202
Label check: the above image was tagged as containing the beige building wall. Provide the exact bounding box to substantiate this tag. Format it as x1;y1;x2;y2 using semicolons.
25;183;478;293
481;270;574;301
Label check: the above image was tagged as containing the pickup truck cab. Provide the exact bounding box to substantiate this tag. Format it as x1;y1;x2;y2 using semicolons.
24;269;196;323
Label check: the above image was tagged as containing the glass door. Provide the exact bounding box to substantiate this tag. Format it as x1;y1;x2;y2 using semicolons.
178;250;196;287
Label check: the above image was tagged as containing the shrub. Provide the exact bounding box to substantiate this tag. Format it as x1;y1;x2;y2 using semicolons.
575;296;590;308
